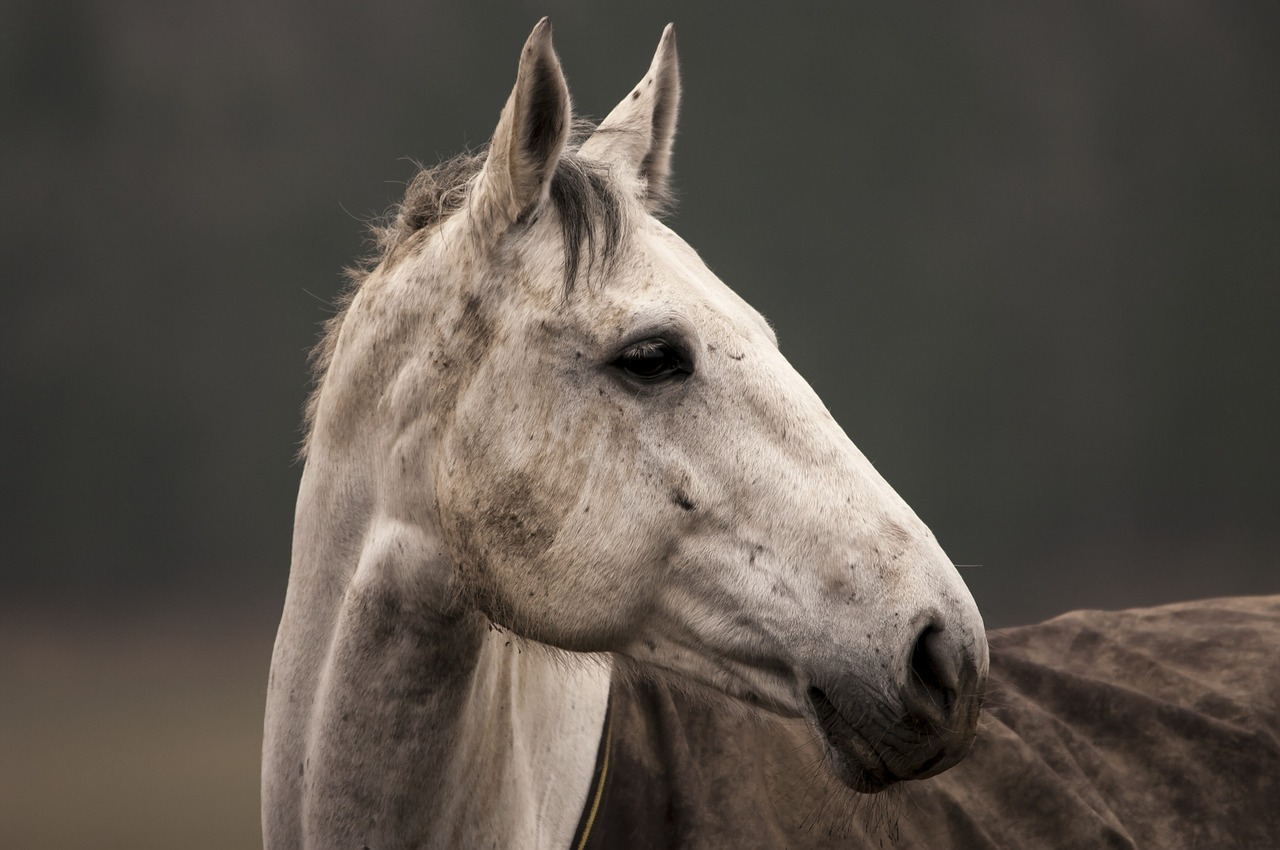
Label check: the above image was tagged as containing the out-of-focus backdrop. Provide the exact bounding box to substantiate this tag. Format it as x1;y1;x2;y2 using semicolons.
3;1;1277;846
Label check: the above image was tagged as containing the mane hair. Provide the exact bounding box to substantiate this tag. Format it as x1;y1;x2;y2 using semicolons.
301;121;628;458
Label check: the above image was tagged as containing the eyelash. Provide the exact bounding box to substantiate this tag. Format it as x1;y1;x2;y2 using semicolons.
612;337;692;383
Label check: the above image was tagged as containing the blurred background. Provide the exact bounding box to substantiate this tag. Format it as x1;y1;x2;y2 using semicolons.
3;1;1277;846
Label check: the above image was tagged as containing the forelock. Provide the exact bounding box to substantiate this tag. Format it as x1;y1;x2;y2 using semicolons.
353;120;629;294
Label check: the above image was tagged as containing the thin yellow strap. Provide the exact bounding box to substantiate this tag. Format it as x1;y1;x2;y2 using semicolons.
574;710;613;850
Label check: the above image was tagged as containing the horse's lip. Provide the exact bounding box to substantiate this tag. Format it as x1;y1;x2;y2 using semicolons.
804;685;902;793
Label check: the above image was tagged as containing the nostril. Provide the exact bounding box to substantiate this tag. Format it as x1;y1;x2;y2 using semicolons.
907;624;959;722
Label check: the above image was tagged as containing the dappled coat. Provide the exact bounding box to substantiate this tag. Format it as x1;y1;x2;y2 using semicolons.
581;596;1280;849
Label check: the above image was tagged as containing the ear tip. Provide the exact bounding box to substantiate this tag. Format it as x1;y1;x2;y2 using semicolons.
521;17;568;88
526;17;555;54
653;23;678;76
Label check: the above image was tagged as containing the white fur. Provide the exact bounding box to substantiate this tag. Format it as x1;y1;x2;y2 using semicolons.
263;20;987;849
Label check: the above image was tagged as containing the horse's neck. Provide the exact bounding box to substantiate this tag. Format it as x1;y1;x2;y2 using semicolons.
263;455;612;849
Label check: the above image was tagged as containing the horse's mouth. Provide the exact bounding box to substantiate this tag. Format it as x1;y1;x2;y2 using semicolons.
805;686;943;794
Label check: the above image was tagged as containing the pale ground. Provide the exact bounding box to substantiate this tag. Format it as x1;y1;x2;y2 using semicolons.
1;605;273;849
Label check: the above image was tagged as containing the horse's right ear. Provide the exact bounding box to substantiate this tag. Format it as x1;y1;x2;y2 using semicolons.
472;18;572;231
580;24;679;212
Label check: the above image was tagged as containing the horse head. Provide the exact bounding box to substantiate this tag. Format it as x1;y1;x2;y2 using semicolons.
304;19;986;797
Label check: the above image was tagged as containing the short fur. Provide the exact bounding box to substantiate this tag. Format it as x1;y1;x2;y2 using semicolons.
302;130;625;459
265;21;988;850
582;596;1280;849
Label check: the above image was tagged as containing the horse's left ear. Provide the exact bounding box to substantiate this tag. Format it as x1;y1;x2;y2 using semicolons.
581;24;680;212
473;18;572;230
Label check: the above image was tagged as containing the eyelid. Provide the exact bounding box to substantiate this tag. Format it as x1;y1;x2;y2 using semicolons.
617;318;694;349
616;335;693;368
607;334;696;391
625;338;668;355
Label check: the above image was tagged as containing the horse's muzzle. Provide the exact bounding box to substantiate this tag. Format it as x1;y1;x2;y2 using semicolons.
805;622;986;793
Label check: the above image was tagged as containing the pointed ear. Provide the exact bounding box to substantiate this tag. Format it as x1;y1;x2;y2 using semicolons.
473;18;572;230
580;24;680;212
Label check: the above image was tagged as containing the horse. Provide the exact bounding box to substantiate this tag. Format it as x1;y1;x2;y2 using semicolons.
263;19;991;849
583;594;1280;849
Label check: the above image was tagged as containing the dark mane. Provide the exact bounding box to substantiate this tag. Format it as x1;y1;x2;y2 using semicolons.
301;124;627;457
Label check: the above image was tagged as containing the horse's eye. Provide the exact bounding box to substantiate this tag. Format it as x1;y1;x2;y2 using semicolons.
614;338;689;382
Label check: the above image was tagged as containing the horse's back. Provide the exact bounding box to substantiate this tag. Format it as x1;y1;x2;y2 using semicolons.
592;596;1280;849
899;595;1280;849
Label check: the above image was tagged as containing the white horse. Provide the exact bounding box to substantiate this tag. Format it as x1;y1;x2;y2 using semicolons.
263;20;987;849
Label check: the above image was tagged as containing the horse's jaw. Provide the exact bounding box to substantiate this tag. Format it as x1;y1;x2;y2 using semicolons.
615;525;989;794
617;623;985;795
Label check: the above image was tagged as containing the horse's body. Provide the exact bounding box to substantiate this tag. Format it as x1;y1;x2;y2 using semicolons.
582;595;1280;848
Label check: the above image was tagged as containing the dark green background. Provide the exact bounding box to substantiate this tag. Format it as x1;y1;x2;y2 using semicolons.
2;3;1278;843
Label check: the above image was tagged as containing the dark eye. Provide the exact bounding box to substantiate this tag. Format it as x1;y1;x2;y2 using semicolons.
613;338;690;383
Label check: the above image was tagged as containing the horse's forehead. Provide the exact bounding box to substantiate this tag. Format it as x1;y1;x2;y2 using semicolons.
514;217;776;349
630;220;777;345
414;212;775;350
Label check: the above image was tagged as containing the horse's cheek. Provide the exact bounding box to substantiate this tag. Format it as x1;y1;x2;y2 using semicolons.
432;422;592;638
